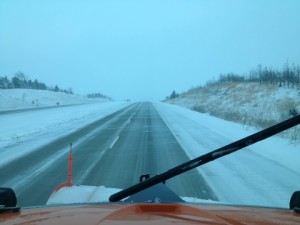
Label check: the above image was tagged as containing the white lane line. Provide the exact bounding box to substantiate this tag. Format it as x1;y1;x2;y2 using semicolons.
79;135;120;183
80;104;138;183
124;118;131;125
6;139;87;190
78;150;106;184
78;103;136;184
8;148;68;190
79;103;139;184
109;136;119;149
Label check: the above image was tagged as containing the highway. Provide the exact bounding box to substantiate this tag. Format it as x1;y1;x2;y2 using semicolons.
0;102;217;207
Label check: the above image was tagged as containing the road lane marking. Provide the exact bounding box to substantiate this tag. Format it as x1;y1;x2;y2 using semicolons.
78;150;106;184
109;136;119;149
6;140;87;191
79;107;136;183
79;135;120;183
79;103;137;184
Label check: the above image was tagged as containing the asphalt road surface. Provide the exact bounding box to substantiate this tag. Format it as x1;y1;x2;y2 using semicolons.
0;102;217;207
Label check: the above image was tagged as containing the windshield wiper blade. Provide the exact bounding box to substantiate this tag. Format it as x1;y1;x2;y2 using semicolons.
109;114;300;202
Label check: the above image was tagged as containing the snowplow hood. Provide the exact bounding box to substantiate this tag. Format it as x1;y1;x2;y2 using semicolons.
1;203;299;225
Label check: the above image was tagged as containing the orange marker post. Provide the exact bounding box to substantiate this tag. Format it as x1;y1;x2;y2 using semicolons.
68;143;73;186
55;144;74;191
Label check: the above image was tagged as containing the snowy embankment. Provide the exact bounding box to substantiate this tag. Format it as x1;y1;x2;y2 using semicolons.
154;102;300;208
0;89;106;111
168;82;300;140
0;102;130;166
0;89;130;166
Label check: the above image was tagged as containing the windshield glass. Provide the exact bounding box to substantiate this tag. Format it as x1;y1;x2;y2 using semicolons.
0;0;299;209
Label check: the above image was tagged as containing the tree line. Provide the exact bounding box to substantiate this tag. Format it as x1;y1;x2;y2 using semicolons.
166;62;300;101
87;92;112;100
208;61;300;88
0;71;73;94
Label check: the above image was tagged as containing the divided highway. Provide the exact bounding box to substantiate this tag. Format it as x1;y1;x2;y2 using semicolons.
0;102;217;207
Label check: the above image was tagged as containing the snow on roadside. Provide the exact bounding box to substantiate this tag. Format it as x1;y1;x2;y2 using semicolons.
0;101;130;166
154;102;300;173
47;185;223;205
0;89;105;111
168;83;300;140
154;102;300;208
47;185;122;205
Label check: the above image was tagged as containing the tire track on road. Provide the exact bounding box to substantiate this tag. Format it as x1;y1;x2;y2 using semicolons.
81;102;218;201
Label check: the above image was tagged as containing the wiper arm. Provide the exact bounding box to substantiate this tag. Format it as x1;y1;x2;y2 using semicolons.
0;206;20;213
109;114;300;202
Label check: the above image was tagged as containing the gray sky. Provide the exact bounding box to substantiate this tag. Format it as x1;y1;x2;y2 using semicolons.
1;0;300;101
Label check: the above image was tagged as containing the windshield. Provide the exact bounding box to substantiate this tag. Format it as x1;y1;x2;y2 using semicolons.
0;0;299;209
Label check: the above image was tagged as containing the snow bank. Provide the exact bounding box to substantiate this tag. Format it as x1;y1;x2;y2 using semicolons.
47;185;122;204
0;101;130;166
154;102;300;208
47;185;224;205
0;89;107;111
168;82;300;140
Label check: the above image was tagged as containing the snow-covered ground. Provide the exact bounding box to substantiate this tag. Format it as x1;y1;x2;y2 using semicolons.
0;102;130;166
0;89;107;111
168;82;300;140
46;102;300;208
0;89;130;166
154;102;300;208
1;89;299;209
47;185;222;205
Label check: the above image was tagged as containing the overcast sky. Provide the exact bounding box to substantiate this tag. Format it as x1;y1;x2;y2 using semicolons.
1;0;300;101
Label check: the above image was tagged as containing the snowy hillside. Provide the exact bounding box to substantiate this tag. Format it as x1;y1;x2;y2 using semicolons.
167;82;300;140
0;89;109;111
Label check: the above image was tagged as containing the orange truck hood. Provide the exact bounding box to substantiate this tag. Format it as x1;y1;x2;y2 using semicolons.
1;203;299;225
